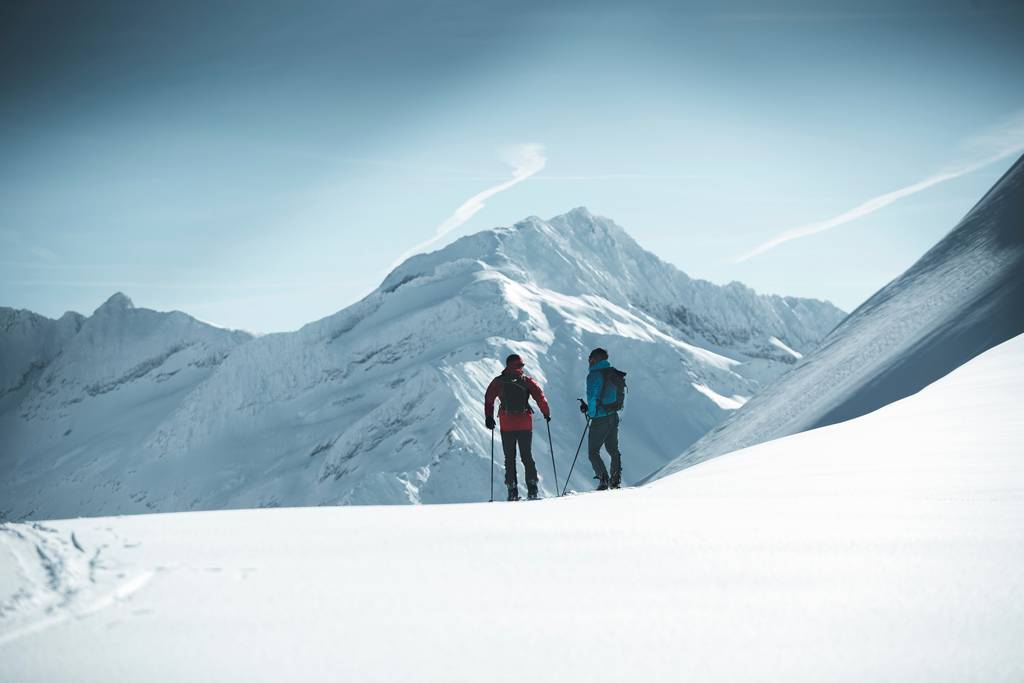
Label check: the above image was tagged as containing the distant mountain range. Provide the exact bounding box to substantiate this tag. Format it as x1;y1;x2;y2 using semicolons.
0;208;844;519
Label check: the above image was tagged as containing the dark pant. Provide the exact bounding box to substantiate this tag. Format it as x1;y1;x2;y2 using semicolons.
588;413;621;482
501;430;538;486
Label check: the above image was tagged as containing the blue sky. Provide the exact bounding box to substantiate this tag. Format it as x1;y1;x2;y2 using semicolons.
2;0;1023;332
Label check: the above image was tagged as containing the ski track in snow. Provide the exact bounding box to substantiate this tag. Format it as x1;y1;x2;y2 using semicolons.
0;571;153;646
0;523;153;646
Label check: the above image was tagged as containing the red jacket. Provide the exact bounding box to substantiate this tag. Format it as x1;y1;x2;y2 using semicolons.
484;369;550;432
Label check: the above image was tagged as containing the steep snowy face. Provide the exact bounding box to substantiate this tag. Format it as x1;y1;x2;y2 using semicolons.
2;214;843;519
0;307;83;404
0;294;253;519
654;154;1024;480
18;293;253;422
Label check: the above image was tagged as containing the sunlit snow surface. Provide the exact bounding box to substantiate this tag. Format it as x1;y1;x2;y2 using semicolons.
3;333;1021;682
690;382;748;410
769;335;803;360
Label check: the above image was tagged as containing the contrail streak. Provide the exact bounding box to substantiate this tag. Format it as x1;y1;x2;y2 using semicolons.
389;144;546;270
734;113;1024;263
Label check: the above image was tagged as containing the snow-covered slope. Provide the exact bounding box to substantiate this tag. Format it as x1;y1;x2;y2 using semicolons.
0;209;843;519
3;332;1021;682
0;295;253;519
653;154;1024;480
0;307;83;410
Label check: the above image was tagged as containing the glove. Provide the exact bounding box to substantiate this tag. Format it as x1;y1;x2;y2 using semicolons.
544;414;551;422
579;401;588;414
485;416;496;430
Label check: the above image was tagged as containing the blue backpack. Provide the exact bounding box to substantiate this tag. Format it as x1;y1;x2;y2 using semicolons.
597;367;627;411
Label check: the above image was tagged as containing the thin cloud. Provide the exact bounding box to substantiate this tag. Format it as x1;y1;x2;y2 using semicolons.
1;230;59;264
30;247;59;262
734;112;1024;263
388;143;547;270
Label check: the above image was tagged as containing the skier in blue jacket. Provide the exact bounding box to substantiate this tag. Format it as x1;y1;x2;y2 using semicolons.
579;347;624;490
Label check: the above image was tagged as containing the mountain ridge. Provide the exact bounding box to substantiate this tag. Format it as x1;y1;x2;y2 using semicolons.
382;207;845;371
1;208;845;519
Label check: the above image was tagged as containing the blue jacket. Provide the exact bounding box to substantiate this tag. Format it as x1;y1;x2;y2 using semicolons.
586;359;619;419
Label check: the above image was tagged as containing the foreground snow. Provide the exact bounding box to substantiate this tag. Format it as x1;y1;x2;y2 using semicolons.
2;334;1023;682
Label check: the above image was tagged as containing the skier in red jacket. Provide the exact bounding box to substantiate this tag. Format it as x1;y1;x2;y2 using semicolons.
484;354;551;501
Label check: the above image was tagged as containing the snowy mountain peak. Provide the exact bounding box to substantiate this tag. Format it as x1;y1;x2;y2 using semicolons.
381;208;842;354
566;205;595;219
384;207;628;284
95;291;135;313
5;293;254;445
551;204;615;230
0;307;85;401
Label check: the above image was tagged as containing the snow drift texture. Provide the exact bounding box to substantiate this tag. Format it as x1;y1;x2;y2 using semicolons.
0;208;844;519
654;154;1024;480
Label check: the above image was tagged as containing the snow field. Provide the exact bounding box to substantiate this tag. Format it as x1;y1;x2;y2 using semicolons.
2;333;1022;682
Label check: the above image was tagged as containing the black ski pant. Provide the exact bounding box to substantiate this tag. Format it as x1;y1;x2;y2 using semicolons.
588;412;621;482
501;430;538;486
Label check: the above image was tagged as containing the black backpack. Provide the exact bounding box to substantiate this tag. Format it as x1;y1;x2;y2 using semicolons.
597;367;627;412
498;375;532;414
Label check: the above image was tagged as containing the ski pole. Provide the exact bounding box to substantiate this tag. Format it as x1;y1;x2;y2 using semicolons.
562;403;591;496
546;419;559;497
562;420;589;496
489;427;495;503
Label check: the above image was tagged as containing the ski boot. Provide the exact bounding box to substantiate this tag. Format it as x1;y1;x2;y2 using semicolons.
507;484;520;502
595;475;610;491
526;482;539;501
609;471;621;490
